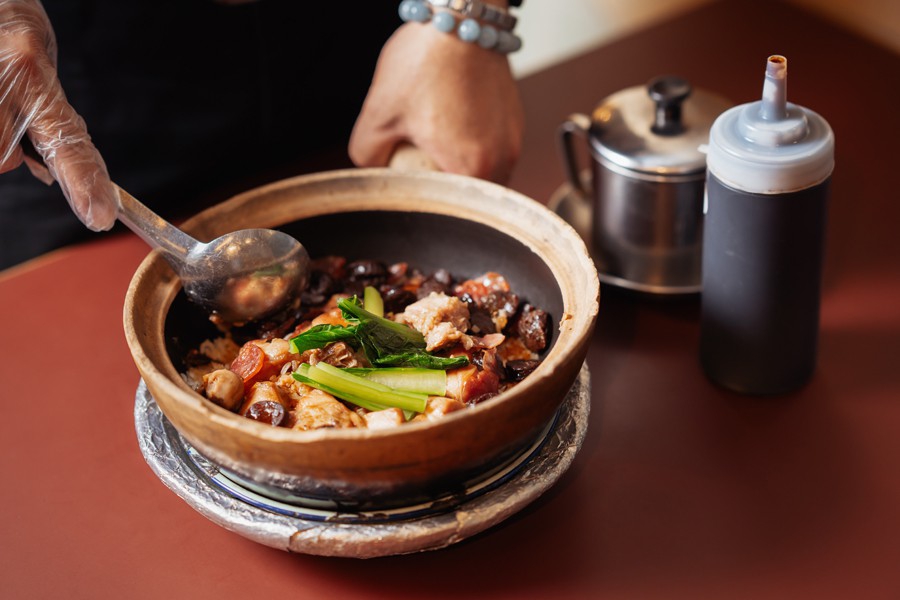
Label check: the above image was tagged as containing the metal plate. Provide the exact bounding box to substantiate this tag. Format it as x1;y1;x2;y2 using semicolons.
135;363;591;558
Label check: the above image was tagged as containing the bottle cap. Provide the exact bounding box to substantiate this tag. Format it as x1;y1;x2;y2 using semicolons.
707;55;834;194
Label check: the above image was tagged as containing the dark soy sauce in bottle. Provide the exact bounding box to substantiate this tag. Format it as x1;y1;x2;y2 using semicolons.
700;55;835;395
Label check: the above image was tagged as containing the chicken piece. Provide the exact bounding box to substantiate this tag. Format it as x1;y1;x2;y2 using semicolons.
252;337;295;367
202;369;244;411
275;371;305;398
288;384;365;431
363;407;406;430
422;396;467;421
182;336;241;390
472;333;506;349
395;292;471;352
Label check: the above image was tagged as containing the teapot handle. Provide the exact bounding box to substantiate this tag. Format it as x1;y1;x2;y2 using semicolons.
557;113;593;197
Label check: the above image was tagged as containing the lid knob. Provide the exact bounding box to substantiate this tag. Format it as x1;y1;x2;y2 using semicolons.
648;76;692;136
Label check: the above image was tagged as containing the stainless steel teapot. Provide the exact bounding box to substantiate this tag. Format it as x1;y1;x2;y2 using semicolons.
558;76;732;294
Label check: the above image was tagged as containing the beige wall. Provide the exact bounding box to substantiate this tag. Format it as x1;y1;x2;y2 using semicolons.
509;0;900;79
788;0;900;55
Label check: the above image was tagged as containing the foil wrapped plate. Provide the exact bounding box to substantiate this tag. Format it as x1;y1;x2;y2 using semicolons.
135;363;591;558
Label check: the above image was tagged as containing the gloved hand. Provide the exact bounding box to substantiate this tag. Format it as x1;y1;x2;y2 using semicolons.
349;21;524;184
0;0;117;231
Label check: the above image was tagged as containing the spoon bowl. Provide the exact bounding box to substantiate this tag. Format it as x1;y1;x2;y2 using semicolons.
17;137;309;323
180;228;310;323
116;185;309;323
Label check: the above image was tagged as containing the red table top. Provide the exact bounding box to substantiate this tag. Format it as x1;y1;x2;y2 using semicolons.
3;0;899;597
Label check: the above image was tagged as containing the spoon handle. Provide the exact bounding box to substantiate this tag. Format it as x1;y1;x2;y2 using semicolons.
115;185;200;273
19;137;200;275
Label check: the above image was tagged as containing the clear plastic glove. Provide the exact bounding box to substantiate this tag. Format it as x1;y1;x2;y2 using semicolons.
349;21;524;184
0;0;117;231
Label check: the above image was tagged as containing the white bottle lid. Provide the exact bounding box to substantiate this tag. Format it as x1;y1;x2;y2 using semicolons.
707;55;834;194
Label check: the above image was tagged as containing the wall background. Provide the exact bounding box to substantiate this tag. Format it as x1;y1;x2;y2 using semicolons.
509;0;900;79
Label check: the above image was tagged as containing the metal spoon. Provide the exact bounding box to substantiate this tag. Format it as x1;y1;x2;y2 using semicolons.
116;185;309;323
20;138;309;322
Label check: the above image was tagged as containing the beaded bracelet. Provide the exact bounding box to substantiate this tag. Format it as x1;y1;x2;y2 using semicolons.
398;0;523;55
428;0;517;32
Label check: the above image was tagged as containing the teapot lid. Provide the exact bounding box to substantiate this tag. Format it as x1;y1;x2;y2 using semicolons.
588;76;732;175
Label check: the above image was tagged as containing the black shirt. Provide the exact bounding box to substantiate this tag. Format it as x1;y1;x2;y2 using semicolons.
1;0;398;269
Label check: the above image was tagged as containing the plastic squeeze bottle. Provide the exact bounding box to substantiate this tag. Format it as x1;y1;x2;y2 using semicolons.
700;55;835;395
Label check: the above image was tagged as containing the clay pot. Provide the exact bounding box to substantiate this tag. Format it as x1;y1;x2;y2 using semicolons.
124;167;599;509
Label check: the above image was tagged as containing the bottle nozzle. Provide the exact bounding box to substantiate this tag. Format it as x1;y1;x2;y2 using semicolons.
735;54;806;146
707;54;834;193
760;55;788;121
